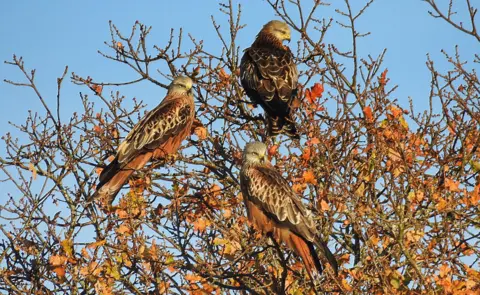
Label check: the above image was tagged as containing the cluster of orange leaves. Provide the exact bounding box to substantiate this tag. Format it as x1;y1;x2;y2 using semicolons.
212;68;231;92
304;83;325;113
184;273;222;294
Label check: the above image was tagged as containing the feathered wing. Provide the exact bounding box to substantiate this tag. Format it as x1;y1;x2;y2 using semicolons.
240;165;338;278
115;96;194;165
94;94;194;204
240;46;299;136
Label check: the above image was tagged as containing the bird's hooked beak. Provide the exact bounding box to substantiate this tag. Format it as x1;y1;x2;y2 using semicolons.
285;36;291;43
260;154;267;163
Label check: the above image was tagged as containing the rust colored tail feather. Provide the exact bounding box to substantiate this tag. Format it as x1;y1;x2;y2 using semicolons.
289;234;323;280
289;233;339;281
93;153;152;205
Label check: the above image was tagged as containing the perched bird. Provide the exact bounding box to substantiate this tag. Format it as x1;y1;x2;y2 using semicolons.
240;142;338;280
240;20;299;138
93;76;195;204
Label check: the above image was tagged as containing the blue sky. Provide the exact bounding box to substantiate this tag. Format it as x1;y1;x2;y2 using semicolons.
1;1;477;134
0;0;478;183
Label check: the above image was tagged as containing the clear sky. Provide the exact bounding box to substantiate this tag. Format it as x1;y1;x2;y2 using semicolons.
0;0;478;184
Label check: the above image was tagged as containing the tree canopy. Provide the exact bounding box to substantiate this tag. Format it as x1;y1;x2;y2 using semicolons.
1;0;480;294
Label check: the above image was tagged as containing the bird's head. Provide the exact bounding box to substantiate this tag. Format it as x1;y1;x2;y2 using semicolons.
168;76;194;95
261;20;291;43
243;141;268;165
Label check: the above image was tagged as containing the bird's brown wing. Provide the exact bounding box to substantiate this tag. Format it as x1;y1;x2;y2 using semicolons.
95;94;193;203
241;47;298;104
240;47;299;136
240;164;338;275
115;95;193;166
242;165;317;240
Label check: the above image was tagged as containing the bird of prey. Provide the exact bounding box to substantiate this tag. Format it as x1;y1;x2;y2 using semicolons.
240;20;299;138
240;142;338;279
93;76;195;204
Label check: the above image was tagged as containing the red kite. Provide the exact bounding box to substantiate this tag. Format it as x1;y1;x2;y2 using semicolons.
93;76;195;204
240;20;299;138
240;142;338;279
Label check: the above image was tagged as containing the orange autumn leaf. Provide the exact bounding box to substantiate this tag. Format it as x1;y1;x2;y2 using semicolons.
194;126;208;140
92;84;103;95
29;162;37;180
342;279;354;291
53;266;66;278
311;83;324;97
307;137;320;145
48;255;68;278
405;229;424;243
116;224;132;236
304;89;312;103
223;209;232;219
93;125;102;133
49;255;67;267
201;282;215;293
81;247;90;259
208;184;222;197
436;197;448;211
302;170;317;185
185;273;203;283
268;145;279;157
193;218;211;233
388;106;403;118
292;183;306;194
320;199;330;211
302;147;312;161
87;239;106;249
158;282;170;293
439;264;450;278
445;178;460;192
116;208;129;219
363;106;373;122
470;185;480;205
218;68;230;81
305;83;324;104
379;69;388;86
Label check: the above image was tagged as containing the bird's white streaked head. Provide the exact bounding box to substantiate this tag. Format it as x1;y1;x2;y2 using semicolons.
243;141;268;165
168;76;194;95
262;20;291;42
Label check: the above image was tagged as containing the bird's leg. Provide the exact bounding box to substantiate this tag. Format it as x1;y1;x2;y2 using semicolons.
162;153;178;165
